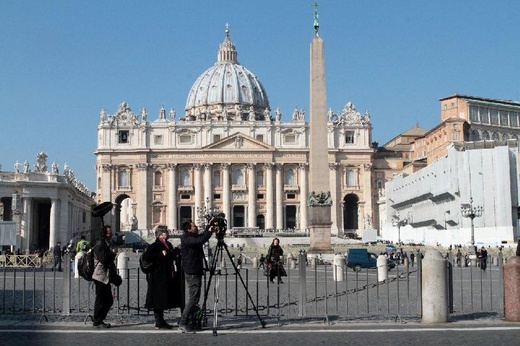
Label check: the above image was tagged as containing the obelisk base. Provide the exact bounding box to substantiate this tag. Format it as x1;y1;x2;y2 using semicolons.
307;206;334;254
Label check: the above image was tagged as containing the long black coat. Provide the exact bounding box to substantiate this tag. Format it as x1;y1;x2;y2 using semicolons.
144;238;183;310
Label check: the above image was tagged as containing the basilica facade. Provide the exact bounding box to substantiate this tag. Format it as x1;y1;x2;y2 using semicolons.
95;28;378;236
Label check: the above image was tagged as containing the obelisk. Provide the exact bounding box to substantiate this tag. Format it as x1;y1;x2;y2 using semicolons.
307;3;333;254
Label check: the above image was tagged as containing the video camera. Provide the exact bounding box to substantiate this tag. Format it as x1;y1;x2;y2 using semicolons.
205;212;227;240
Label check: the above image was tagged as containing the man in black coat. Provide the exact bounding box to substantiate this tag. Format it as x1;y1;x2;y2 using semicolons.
178;218;215;333
143;227;182;329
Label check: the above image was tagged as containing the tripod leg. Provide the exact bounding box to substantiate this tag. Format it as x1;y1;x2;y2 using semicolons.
221;241;266;328
201;244;221;327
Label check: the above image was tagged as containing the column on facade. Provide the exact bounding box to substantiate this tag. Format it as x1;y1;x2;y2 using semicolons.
136;163;149;231
49;198;58;249
203;163;213;208
265;163;274;230
21;197;31;251
275;163;284;230
194;164;204;220
247;163;256;228
299;163;308;231
101;164;113;207
167;164;178;230
221;163;230;224
329;163;339;235
363;163;373;230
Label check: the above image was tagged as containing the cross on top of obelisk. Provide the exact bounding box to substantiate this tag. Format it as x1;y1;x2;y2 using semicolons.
312;2;319;36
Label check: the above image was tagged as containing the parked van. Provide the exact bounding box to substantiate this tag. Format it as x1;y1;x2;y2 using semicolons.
345;248;395;272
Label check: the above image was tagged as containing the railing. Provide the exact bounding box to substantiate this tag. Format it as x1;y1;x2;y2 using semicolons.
0;251;504;324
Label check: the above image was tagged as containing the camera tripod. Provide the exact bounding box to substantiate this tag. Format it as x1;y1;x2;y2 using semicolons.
201;238;266;335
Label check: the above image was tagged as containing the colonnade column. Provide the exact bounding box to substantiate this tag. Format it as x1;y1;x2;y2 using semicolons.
265;163;274;229
221;164;231;223
203;163;213;208
194;164;204;219
247;163;256;228
299;163;308;231
275;163;284;230
49;198;58;249
167;163;178;230
136;163;150;232
21;198;31;251
329;163;339;235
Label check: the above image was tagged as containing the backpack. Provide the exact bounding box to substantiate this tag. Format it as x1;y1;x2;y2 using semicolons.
139;252;154;274
80;241;89;252
78;250;95;281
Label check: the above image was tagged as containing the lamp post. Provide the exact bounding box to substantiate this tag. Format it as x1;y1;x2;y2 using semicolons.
196;197;219;228
460;197;483;250
391;211;408;245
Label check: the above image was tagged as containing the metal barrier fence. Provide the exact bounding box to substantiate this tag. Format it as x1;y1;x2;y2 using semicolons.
0;251;504;324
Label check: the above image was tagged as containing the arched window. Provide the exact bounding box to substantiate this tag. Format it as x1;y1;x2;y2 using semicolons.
284;168;295;185
118;170;129;188
180;168;190;186
471;130;480;141
232;167;244;185
482;131;490;140
154;171;163;187
492;132;500;141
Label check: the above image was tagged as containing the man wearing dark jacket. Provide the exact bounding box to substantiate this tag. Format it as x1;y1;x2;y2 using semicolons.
92;225;117;328
143;227;182;329
178;218;214;333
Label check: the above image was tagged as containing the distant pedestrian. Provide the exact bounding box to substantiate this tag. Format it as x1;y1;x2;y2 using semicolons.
53;241;62;271
410;252;415;267
258;254;266;269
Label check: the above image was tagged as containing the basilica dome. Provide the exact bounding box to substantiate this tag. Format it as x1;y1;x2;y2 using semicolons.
184;27;271;122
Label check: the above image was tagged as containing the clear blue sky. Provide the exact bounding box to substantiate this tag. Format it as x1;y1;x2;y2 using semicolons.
2;1;519;191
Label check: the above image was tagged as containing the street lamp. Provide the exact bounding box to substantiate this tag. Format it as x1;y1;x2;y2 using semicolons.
460;197;483;250
196;197;219;228
392;211;408;245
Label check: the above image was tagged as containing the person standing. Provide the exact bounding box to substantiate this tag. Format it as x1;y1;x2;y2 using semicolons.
258;254;266;269
53;241;62;271
479;246;488;270
143;227;182;329
267;238;287;284
92;225;117;328
178;219;215;333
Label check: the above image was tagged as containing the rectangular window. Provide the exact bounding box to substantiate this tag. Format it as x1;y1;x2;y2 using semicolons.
480;108;489;124
284;134;296;144
469;106;479;122
213;134;221;142
346;170;356;187
500;111;509;126
179;134;193;144
257;193;264;200
256;134;264;142
213;171;221;187
181;194;191;200
286;193;296;199
490;109;499;125
452;132;459;141
213;194;221;200
345;131;355;144
154;135;163;145
118;130;129;144
511;112;519;127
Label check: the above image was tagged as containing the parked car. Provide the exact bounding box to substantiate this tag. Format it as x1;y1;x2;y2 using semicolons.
345;248;395;272
131;241;148;253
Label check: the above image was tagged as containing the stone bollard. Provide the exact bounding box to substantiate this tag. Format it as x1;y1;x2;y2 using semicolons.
310;256;316;269
252;257;258;269
117;252;129;279
422;250;448;323
377;255;388;282
470;256;477;267
333;254;344;281
504;256;520;321
74;252;84;279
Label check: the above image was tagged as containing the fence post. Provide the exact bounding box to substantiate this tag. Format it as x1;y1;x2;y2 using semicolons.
298;251;306;317
62;253;71;315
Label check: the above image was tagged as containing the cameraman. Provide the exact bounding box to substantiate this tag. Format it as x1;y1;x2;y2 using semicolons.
178;218;215;333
